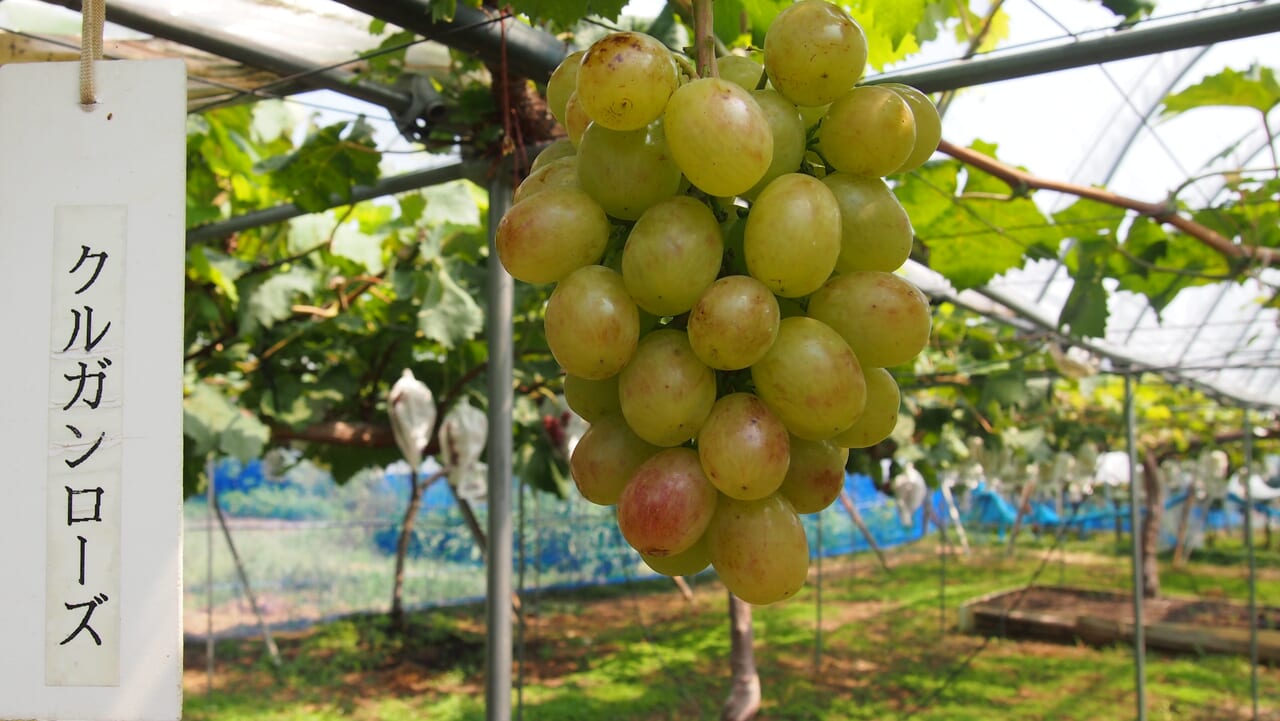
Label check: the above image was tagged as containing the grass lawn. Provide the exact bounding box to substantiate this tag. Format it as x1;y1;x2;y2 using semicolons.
182;535;1280;720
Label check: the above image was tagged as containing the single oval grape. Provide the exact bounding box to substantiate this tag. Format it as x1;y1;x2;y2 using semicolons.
577;31;679;131
617;447;719;557
697;392;791;501
751;316;866;440
707;493;809;605
664;77;773;197
818;86;915;177
544;265;639;379
687;275;780;371
570;413;660;505
576;120;682;220
718;54;765;91
822;172;913;273
546;50;586;126
514;156;580;204
807;271;931;369
563;373;620;423
495;187;609;284
742;89;807;200
529;138;576;173
641;531;710;577
777;436;849;514
744;173;841;298
764;0;867;107
619;329;717;447
883;83;942;174
622;196;724;316
832;367;900;449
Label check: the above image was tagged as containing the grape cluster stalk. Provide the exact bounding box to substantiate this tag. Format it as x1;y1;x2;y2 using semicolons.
497;0;939;606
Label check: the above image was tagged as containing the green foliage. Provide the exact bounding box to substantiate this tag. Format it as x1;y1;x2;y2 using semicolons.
1163;65;1280;116
257;119;382;212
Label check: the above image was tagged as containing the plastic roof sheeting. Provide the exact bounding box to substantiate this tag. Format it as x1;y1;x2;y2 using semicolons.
2;0;1278;408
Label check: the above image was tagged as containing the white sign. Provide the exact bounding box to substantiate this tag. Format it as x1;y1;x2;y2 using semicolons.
0;60;185;721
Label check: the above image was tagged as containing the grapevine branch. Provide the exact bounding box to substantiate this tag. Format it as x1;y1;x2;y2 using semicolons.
936;139;1280;268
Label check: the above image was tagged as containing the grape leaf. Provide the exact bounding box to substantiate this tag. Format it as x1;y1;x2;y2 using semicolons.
1111;218;1227;316
422;179;484;227
856;0;929;50
1058;236;1111;338
1163;65;1280;116
243;266;316;330
184;383;270;462
330;223;386;274
417;264;485;349
257;120;382;213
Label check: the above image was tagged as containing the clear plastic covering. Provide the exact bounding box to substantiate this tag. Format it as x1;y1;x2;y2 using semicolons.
3;0;1276;408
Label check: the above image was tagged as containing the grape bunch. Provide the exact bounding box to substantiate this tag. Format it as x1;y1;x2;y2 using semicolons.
496;0;938;606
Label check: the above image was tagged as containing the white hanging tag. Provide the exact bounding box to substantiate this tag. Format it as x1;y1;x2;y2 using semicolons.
0;59;186;721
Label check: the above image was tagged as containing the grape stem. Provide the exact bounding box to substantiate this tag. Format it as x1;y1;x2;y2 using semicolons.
692;0;718;78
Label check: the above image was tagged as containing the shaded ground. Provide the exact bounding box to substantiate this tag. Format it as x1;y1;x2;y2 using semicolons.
181;544;1280;721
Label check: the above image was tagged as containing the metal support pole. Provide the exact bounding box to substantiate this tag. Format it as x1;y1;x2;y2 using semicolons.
186;160;475;244
1124;371;1148;721
205;455;215;695
333;0;570;83
484;168;516;721
868;3;1280;93
41;0;414;112
1242;410;1260;721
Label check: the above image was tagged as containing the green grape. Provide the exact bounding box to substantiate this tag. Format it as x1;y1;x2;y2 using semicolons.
570;413;660;505
763;0;867;107
513;156;580;204
697;392;791;501
576;120;682;220
530;138;576;173
563;373;620;423
707;493;809;605
564;90;591;147
806;271;931;369
544;265;639;380
546;50;586;126
750;316;866;441
622;196;724;316
777;436;849;514
832;367;900;449
882;83;942;174
818;86;915;177
619;329;717;447
744;173;841;298
821;172;913;273
742;89;807;200
687;275;780;371
718;54;765;91
663;77;773;197
641;531;710;577
577;31;679;131
495;187;609;284
617;447;719;557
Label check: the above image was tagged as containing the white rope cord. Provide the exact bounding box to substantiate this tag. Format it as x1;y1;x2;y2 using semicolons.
79;0;105;106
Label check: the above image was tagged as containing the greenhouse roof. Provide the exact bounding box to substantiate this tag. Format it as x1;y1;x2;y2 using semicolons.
2;0;1278;409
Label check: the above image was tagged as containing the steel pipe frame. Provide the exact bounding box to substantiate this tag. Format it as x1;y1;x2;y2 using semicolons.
184;158;480;244
40;0;415;113
332;0;570;83
868;3;1280;93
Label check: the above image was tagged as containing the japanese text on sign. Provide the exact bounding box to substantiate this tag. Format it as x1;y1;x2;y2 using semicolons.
45;206;126;687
